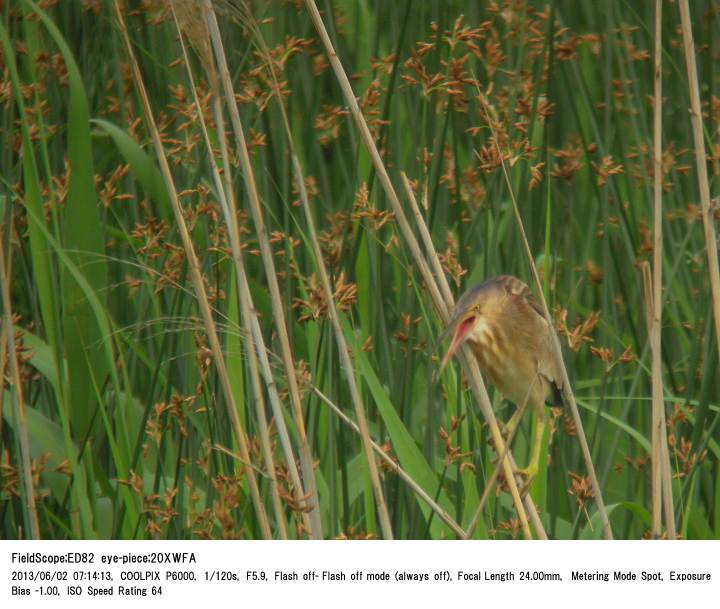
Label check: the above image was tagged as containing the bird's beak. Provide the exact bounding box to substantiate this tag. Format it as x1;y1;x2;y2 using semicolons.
438;314;477;376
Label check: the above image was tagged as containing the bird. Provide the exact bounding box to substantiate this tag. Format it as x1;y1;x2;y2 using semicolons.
438;275;564;489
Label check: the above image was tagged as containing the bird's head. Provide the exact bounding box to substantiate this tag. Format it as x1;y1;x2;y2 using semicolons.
437;279;506;375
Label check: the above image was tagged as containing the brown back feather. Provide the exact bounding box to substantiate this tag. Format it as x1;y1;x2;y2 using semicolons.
497;275;565;406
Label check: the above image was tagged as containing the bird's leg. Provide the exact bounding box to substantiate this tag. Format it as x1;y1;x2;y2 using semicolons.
501;406;524;441
515;408;546;495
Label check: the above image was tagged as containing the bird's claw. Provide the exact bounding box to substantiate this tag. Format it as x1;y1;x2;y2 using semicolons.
498;419;521;443
498;421;510;440
514;466;538;497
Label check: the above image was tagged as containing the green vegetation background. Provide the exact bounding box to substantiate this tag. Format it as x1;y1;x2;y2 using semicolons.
1;0;718;539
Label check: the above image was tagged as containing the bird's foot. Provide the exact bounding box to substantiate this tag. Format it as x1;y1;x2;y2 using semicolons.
498;420;510;441
514;465;538;497
498;419;520;442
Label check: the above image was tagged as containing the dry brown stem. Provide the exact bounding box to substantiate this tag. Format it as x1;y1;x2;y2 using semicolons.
302;0;544;539
678;0;720;373
205;5;323;538
113;0;272;539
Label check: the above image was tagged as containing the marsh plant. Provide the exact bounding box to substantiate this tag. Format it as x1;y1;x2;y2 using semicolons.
1;0;718;540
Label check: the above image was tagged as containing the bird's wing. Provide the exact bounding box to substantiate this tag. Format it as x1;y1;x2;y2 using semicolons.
499;275;565;405
538;324;565;406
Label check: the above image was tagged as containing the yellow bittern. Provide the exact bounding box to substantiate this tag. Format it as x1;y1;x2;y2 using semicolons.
439;275;563;487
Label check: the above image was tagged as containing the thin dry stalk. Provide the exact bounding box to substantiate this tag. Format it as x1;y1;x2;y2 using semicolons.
0;220;40;539
642;263;663;537
650;0;676;540
303;0;537;539
401;173;454;306
113;0;272;539
241;343;289;538
205;5;323;538
464;374;537;539
659;385;675;538
222;168;307;537
240;11;393;538
171;6;288;538
211;90;309;536
475;89;613;540
294;159;394;538
0;322;6;440
678;0;720;368
215;106;296;539
401;173;547;540
312;387;465;538
650;2;664;537
0;217;9;441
